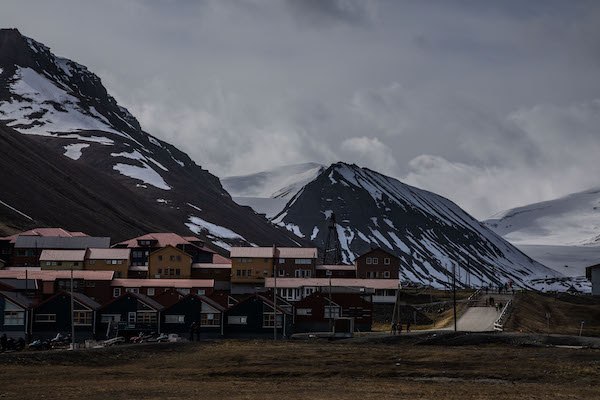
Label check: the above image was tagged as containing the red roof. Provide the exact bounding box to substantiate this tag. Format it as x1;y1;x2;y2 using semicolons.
1;228;90;243
264;277;400;290
110;278;215;288
212;253;231;264
116;232;207;249
0;269;114;281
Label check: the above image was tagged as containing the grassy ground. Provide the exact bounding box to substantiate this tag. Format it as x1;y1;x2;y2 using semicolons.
506;292;600;336
1;337;598;399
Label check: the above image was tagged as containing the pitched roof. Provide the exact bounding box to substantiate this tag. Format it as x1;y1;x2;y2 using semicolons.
0;228;89;243
316;265;356;271
115;233;203;248
277;247;318;259
0;290;37;308
0;278;39;290
40;249;86;262
15;236;111;249
86;248;131;260
192;263;231;269
0;269;114;281
149;245;192;258
72;292;101;310
355;247;399;260
101;291;165;311
110;278;215;288
230;247;275;258
264;278;400;290
213;253;231;264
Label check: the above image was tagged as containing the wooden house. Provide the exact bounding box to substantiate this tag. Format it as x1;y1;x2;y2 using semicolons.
315;264;357;278
148;245;193;279
84;248;131;278
39;250;86;270
355;248;400;279
109;278;214;300
0;291;36;339
32;291;100;340
293;291;373;333
97;292;164;338
224;294;293;338
161;294;226;338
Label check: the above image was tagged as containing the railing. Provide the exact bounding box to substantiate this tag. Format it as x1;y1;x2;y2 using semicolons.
466;288;482;306
493;299;513;331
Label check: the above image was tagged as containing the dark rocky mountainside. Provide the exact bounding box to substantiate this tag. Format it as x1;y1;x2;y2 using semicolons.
0;28;305;249
271;162;564;289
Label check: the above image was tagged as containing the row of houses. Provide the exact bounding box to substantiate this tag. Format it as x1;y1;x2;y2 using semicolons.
0;287;372;340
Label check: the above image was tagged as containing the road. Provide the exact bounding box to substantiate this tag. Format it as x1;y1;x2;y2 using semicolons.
453;293;513;332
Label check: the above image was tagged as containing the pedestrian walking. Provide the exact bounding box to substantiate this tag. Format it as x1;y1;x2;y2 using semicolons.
406;320;411;333
391;322;397;335
189;322;197;341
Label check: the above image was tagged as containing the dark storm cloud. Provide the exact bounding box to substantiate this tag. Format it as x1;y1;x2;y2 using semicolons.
1;0;600;218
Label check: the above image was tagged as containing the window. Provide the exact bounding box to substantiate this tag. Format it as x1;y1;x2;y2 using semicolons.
4;311;25;325
158;268;163;274
85;281;96;288
296;308;312;316
158;255;163;261
126;288;139;294
236;269;241;277
262;313;282;328
227;315;247;325
101;314;121;323
384;271;390;278
295;258;312;264
279;258;285;264
128;312;136;325
201;313;221;326
366;257;372;265
324;306;340;319
113;288;122;297
170;255;175;261
294;269;312;278
165;315;185;324
384;258;390;265
247;269;252;276
197;289;206;295
175;268;181;276
73;311;92;326
179;288;190;295
146;288;155;296
367;271;376;279
35;314;56;323
88;260;96;265
137;311;157;324
372;258;379;265
74;262;79;267
176;255;181;261
238;258;252;263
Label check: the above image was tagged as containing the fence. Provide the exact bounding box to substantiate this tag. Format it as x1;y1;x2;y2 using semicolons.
493;299;513;331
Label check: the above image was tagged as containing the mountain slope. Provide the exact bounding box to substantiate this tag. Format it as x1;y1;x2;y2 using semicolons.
222;162;324;217
270;162;564;289
0;28;305;249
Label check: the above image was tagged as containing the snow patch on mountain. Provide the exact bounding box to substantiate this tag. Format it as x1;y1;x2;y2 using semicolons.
63;143;89;160
113;163;171;190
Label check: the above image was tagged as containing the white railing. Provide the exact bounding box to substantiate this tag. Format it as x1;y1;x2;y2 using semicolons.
493;299;513;331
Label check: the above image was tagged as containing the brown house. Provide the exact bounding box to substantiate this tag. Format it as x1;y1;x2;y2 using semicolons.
40;250;86;270
355;248;400;279
230;247;276;285
275;248;318;278
85;248;131;278
148;245;193;279
315;264;357;278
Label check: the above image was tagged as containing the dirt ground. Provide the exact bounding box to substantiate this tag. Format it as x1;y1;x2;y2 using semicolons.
1;334;598;400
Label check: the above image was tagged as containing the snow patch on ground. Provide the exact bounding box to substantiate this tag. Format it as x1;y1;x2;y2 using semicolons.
186;216;245;240
63;143;89;160
186;203;202;212
113;163;171;190
310;226;319;240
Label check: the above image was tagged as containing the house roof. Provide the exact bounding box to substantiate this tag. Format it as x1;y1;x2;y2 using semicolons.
149;245;192;259
192;263;231;269
0;269;114;281
213;254;231;264
110;279;215;288
277;247;318;259
115;233;205;249
230;247;275;258
316;265;356;271
0;228;89;243
163;293;226;313
264;278;400;290
35;290;101;310
101;291;165;311
87;248;131;260
0;278;39;290
355;247;399;260
0;290;37;308
40;249;86;262
15;236;111;249
226;294;291;315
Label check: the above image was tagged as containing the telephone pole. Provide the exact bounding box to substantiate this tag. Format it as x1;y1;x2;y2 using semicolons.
452;263;457;332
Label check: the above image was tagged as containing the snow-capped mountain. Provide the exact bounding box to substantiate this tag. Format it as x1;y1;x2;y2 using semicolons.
241;162;565;289
222;162;324;218
0;28;306;249
484;188;600;277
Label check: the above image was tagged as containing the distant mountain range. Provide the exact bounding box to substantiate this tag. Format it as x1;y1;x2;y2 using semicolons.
224;162;571;290
0;28;306;250
484;188;600;277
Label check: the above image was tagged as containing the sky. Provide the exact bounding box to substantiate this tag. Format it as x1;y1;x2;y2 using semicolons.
2;0;600;219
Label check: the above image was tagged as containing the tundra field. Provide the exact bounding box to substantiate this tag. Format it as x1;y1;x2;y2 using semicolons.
0;334;599;400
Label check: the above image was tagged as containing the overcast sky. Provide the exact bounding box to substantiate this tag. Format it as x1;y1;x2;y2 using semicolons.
2;0;600;219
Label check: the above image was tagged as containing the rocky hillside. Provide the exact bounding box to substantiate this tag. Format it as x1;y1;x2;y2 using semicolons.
0;28;305;249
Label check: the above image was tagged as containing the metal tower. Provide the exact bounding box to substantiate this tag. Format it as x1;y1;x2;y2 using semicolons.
321;212;341;265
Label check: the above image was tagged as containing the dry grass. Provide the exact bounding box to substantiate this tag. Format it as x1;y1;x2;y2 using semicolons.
0;339;598;399
506;292;600;336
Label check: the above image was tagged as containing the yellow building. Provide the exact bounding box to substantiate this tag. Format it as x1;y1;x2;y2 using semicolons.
148;245;192;279
39;250;86;270
230;247;276;284
84;248;131;278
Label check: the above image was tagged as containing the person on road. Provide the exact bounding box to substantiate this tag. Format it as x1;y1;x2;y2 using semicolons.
406;320;411;333
391;322;397;335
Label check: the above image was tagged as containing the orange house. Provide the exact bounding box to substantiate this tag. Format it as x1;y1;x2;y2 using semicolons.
148;245;192;279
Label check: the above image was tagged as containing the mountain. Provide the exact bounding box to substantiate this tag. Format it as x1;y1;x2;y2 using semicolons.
234;162;566;289
222;162;324;218
0;28;306;249
484;188;600;277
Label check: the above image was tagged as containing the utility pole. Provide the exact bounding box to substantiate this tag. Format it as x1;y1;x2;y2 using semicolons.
70;268;75;350
453;263;457;332
272;245;278;341
327;269;333;332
